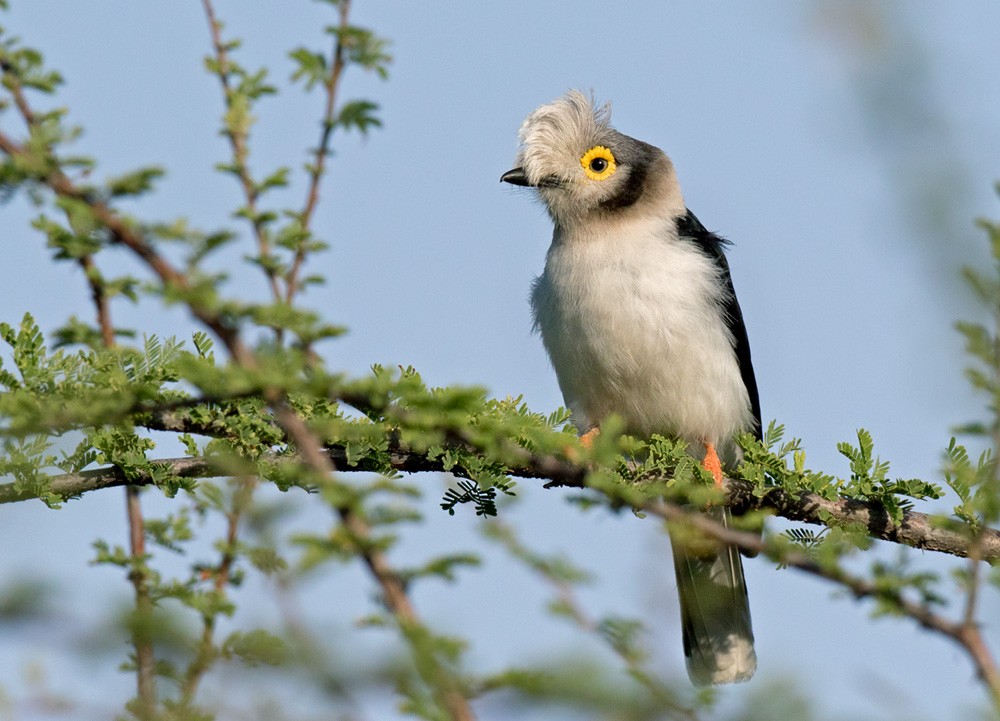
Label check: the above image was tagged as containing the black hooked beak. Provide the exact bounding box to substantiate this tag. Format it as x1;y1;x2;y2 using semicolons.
501;167;563;189
500;167;531;186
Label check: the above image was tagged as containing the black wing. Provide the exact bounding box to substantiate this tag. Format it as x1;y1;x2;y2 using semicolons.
675;209;762;440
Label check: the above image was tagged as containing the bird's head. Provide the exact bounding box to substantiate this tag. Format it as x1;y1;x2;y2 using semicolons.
502;90;684;229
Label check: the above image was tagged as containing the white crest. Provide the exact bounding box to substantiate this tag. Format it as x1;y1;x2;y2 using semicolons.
515;90;612;188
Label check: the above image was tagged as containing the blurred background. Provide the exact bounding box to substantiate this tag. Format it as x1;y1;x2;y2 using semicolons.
1;1;999;719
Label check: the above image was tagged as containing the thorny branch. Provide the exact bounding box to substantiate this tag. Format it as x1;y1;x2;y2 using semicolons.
125;487;156;720
84;259;156;717
0;61;159;717
0;46;476;721
271;399;477;721
79;255;116;348
201;0;282;304
178;475;254;710
202;0;352;312
285;0;350;304
0;129;252;364
83;180;156;721
3;434;998;563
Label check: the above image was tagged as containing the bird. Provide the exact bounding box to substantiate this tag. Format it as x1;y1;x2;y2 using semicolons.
501;90;761;685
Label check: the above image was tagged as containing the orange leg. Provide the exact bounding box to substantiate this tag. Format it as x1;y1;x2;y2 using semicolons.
702;442;724;487
564;426;600;462
580;427;600;449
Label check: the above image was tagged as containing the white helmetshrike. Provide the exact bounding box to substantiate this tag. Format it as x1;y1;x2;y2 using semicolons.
502;90;761;685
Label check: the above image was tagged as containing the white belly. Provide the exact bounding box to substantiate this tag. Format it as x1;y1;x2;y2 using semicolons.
531;223;752;461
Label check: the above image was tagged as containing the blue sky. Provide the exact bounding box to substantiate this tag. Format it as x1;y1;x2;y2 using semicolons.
1;2;1000;719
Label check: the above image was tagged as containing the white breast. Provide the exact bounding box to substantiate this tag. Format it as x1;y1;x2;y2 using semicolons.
530;216;752;462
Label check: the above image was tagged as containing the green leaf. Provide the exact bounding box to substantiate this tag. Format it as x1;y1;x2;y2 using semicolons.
191;331;215;361
334;100;382;135
105;166;165;197
327;25;392;79
236;67;276;100
441;479;498;517
256;166;289;194
288;47;328;90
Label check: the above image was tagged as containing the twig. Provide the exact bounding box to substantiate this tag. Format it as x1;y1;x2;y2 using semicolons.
0;58;37;126
84;252;159;718
200;0;282;304
4;62;162;714
79;255;116;348
125;486;156;720
339;504;476;721
84;215;156;720
959;625;1000;711
271;399;476;721
1;63;114;355
285;0;350;304
0;129;254;367
179;476;253;709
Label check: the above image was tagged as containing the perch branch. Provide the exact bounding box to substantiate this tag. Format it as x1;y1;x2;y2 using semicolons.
2;439;996;563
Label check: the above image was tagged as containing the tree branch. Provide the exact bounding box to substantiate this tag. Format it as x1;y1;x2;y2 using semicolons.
487;520;700;719
78;254;116;348
0;129;254;367
285;0;350;304
2;54;473;718
124;486;156;720
4;438;996;563
4;61;164;711
178;475;254;711
268;397;477;721
0;57;38;127
201;0;282;304
0;456;215;504
720;476;995;561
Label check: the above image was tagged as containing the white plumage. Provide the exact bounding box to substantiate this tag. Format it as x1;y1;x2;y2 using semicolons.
503;90;758;684
531;214;753;464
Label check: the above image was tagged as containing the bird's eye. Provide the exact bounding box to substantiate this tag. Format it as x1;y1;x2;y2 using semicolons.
580;146;617;181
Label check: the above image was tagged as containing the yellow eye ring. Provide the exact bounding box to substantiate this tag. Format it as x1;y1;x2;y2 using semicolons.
580;146;617;181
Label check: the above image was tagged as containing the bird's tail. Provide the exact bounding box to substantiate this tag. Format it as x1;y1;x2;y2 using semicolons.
670;507;756;685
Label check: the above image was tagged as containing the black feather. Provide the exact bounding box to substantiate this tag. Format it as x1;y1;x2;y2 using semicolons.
675;209;762;441
671;210;762;679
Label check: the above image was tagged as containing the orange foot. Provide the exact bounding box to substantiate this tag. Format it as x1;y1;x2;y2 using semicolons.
702;442;724;487
565;426;600;462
